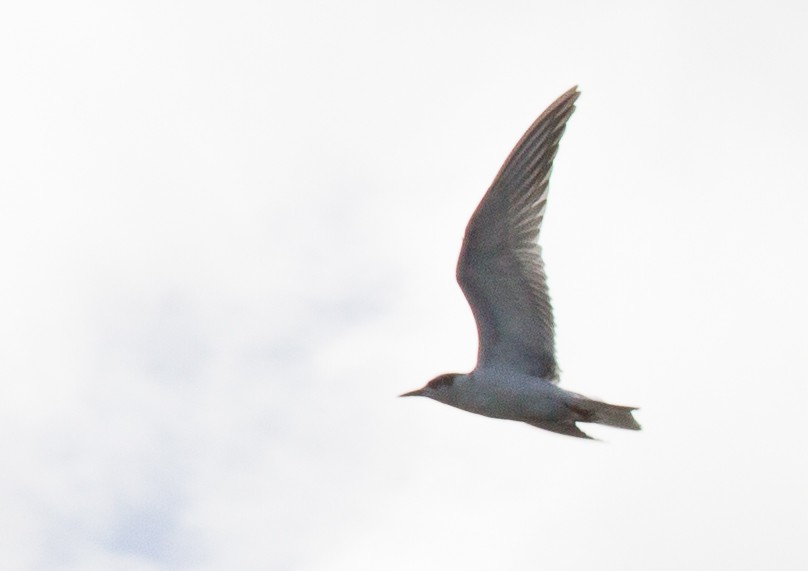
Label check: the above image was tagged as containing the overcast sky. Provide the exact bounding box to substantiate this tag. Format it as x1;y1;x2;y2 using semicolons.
2;1;807;570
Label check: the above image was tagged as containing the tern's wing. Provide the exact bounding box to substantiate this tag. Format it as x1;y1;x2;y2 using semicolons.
456;87;579;381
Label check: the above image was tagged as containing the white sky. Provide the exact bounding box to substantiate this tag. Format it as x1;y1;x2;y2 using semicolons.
1;1;807;569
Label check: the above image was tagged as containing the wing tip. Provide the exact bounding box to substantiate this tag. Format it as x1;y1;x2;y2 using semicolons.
554;85;581;116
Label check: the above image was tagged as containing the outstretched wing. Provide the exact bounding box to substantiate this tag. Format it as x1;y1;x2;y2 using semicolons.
456;87;579;381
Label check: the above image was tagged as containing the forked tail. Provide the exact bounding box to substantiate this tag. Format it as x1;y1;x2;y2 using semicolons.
569;397;641;431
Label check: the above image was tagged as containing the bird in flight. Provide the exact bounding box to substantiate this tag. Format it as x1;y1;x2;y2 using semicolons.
401;87;640;439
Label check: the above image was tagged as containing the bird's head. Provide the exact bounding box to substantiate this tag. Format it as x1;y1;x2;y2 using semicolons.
399;373;460;404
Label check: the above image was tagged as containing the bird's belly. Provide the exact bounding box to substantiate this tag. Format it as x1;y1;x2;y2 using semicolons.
456;375;568;421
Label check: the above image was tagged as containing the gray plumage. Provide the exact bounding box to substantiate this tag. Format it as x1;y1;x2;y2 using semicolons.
458;87;575;382
401;87;640;439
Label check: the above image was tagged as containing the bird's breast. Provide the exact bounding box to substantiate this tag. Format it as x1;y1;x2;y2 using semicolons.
454;370;568;421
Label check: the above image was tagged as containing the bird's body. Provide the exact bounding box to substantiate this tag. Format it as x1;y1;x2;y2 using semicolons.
443;369;567;421
401;87;641;439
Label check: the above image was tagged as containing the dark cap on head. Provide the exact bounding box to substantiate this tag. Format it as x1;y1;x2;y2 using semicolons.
399;373;457;397
427;373;456;389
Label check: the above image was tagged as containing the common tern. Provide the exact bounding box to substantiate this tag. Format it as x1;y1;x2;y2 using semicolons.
401;87;640;439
